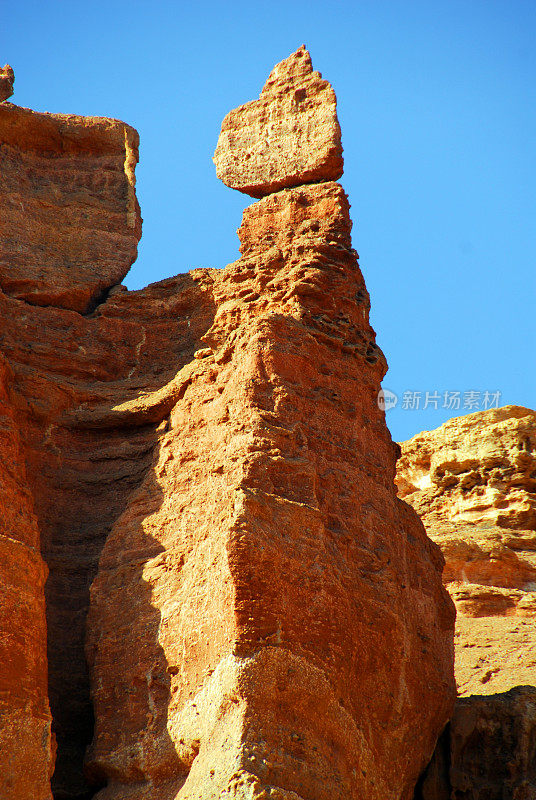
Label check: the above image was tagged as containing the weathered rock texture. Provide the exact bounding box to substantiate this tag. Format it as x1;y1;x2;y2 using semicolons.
0;352;54;799
213;45;343;197
0;102;141;313
416;687;536;800
397;406;536;697
1;53;454;800
0;64;14;101
84;180;455;800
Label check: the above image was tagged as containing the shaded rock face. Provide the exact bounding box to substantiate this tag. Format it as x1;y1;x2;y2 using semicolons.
397;406;536;696
1;52;454;800
416;687;536;800
213;45;343;197
0;352;54;799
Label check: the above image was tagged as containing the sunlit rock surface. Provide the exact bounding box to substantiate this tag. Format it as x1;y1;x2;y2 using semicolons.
399;408;536;800
0;54;455;800
0;101;141;313
397;405;536;696
213;46;343;198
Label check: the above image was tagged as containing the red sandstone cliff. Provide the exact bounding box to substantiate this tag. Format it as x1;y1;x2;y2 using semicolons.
0;49;455;800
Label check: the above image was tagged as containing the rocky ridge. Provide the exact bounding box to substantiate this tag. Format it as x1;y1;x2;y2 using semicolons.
0;50;455;800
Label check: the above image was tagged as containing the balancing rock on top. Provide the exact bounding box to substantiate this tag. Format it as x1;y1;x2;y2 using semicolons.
213;45;344;197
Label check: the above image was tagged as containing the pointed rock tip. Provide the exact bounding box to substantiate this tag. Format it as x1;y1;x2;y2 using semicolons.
214;47;343;198
261;45;313;94
0;64;14;102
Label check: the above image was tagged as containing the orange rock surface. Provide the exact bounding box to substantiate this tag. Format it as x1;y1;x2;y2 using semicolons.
85;180;455;800
213;46;343;197
0;53;455;799
0;102;141;313
397;405;536;697
0;352;54;799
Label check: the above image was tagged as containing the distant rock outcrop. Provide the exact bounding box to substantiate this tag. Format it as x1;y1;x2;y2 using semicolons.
0;52;454;800
398;407;536;799
397;406;536;696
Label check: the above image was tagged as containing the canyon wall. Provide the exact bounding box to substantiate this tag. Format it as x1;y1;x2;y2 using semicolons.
0;49;455;800
397;405;536;696
398;406;536;797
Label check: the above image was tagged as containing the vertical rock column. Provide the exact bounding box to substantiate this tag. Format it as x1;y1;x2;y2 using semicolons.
86;47;455;800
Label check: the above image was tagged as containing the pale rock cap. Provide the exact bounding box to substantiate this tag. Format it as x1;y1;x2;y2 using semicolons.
214;45;343;198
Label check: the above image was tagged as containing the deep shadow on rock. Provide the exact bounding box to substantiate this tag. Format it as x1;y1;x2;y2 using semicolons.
416;686;536;800
0;270;217;798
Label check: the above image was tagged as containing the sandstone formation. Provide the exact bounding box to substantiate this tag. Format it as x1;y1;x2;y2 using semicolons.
0;64;14;101
0;100;141;313
0;52;455;800
0;352;54;799
213;45;343;197
85;180;455;800
397;406;536;532
417;686;536;799
397;406;536;696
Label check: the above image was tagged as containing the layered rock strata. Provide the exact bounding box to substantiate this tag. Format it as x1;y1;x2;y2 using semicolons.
0;102;141;313
397;406;536;696
1;51;455;800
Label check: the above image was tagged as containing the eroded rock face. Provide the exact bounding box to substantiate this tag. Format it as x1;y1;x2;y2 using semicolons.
85;180;455;800
0;49;455;800
397;406;536;532
417;687;536;800
401;411;536;799
0;353;54;800
213;46;343;197
0;99;141;313
0;270;216;799
397;406;536;697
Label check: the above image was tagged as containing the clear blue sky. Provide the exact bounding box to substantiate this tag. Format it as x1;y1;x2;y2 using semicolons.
4;0;535;440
